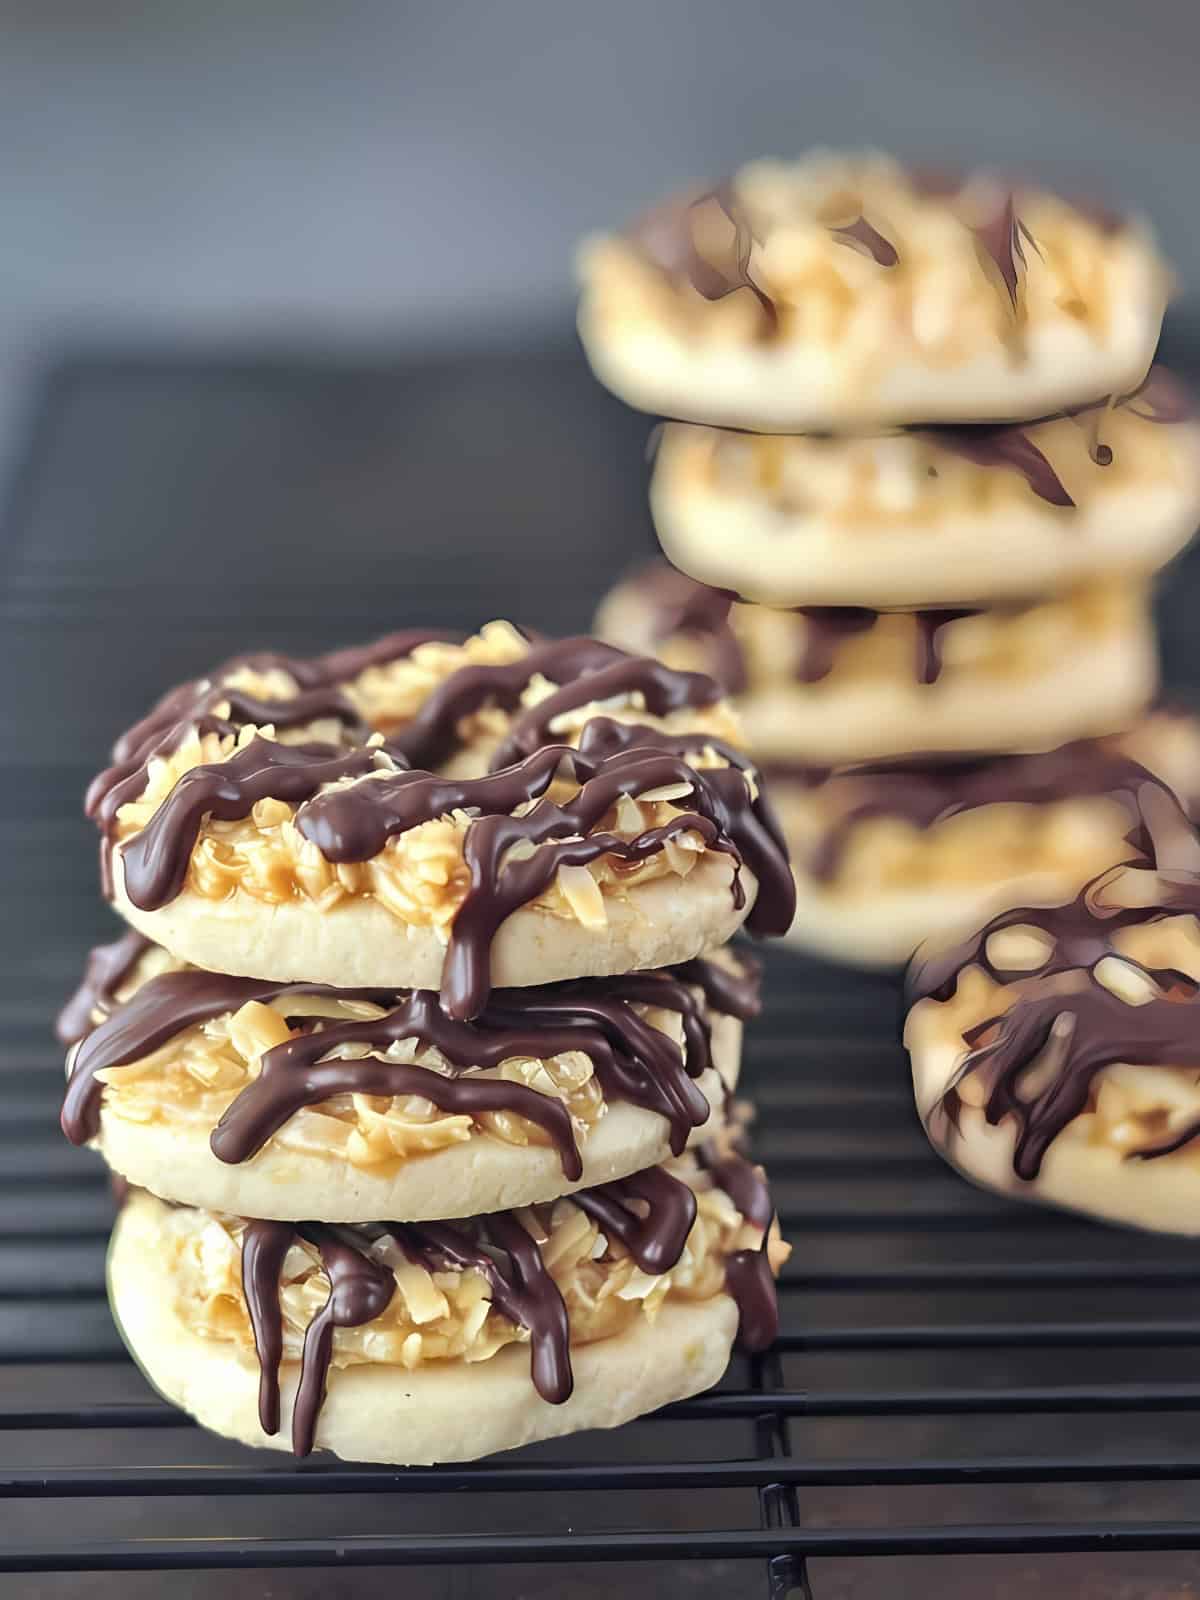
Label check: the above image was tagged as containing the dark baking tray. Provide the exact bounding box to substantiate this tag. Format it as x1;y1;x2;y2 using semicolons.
3;328;1200;1597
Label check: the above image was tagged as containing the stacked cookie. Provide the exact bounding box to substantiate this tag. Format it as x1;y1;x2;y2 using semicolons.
580;152;1200;966
60;624;795;1462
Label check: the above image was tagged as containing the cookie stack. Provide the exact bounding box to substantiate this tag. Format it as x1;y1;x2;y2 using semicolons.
579;152;1200;967
60;624;795;1462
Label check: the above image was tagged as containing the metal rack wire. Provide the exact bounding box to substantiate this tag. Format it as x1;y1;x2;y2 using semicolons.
4;347;1200;1596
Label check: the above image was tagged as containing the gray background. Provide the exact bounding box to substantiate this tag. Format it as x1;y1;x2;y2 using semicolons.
1;0;1197;460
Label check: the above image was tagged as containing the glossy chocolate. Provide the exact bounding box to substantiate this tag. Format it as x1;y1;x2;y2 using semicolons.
61;957;757;1174
235;1145;778;1456
800;743;1172;885
56;928;151;1046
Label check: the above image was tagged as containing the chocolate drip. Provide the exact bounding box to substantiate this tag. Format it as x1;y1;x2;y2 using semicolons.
699;1142;779;1350
572;1167;698;1273
794;609;877;683
907;795;1200;1009
972;191;1029;307
724;1247;780;1351
628;182;777;328
485;648;722;772
241;1219;293;1436
911;608;981;685
1122;368;1196;425
938;978;1200;1181
299;738;794;1019
670;953;762;1022
617;562;746;696
56;928;150;1046
924;426;1075;508
807;747;1177;886
311;629;457;684
110;630;451;765
830;216;899;267
794;607;980;688
118;739;379;910
383;636;717;773
62;969;345;1145
232;1145;780;1456
63;958;746;1166
574;716;792;877
291;1231;396;1457
397;1214;574;1405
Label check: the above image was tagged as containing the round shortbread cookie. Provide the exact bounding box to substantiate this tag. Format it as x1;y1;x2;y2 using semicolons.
647;373;1200;606
89;624;794;1005
109;1142;786;1462
62;938;754;1220
577;152;1169;430
771;709;1200;968
597;563;1157;765
904;848;1200;1233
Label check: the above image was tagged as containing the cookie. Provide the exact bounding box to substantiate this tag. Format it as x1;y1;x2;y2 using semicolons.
647;372;1200;607
62;939;755;1221
89;626;795;1005
108;1139;788;1463
597;562;1157;765
577;153;1169;430
904;832;1200;1233
769;709;1200;967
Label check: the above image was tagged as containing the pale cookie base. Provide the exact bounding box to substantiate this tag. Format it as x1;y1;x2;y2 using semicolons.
781;870;1090;970
910;1027;1200;1236
111;851;753;990
738;622;1157;764
110;1191;740;1464
651;438;1200;609
579;295;1163;432
93;1016;741;1221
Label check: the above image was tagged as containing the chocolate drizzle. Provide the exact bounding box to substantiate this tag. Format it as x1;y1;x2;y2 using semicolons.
62;956;756;1171
802;746;1183;886
291;1231;396;1457
118;739;380;911
56;928;150;1046
906;785;1200;1009
795;606;981;687
906;796;1200;1179
971;190;1032;308
698;1140;779;1351
235;1145;779;1456
628;182;777;329
616;563;746;695
95;630;454;826
241;1219;293;1436
572;1167;698;1273
830;216;899;268
942;977;1200;1180
393;1214;573;1405
794;609;877;683
923;426;1075;508
297;738;792;1019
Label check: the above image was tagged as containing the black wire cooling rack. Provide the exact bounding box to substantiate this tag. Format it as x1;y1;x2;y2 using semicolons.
4;341;1200;1597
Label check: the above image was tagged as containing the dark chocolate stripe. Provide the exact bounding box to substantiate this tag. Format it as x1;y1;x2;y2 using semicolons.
830;216;899;267
797;748;1189;886
572;1168;698;1273
614;562;747;696
699;1142;779;1350
291;1231;396;1457
628;181;777;328
62;958;747;1170
56;928;151;1047
923;426;1075;508
236;1150;778;1456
